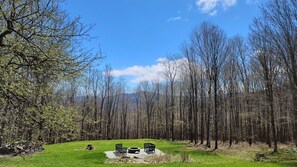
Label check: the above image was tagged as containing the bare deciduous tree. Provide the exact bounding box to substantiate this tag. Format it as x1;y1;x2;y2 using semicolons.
162;57;178;141
251;0;297;146
192;22;228;149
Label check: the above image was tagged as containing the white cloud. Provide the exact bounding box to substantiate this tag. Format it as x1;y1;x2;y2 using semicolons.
196;0;219;13
167;16;182;22
111;64;163;83
157;57;168;63
222;0;237;7
111;58;186;83
210;10;218;16
246;0;259;4
196;0;237;15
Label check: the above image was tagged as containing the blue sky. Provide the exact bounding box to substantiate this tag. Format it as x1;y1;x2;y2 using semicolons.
62;0;266;86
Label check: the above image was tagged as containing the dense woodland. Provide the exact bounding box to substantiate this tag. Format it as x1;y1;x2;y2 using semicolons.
0;0;296;153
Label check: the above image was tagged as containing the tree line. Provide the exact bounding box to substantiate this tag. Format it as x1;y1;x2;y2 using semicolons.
0;0;296;152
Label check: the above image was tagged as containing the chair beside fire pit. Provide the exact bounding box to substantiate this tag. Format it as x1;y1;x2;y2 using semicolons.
115;144;127;154
144;143;155;154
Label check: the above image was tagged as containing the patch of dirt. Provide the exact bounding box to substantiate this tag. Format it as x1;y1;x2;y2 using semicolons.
105;154;186;164
105;148;193;164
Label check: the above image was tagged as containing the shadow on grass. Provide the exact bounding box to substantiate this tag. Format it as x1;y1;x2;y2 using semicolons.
279;161;297;167
79;152;106;164
188;150;219;157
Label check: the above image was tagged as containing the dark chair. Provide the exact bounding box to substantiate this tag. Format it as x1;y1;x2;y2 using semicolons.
144;143;155;153
115;144;127;154
86;144;94;150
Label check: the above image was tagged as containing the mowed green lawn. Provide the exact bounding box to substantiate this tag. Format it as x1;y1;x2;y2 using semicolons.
0;139;295;167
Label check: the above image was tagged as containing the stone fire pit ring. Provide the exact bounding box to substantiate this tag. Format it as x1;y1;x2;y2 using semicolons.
128;147;140;154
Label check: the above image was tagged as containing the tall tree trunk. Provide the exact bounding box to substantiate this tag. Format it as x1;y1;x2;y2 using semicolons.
94;93;98;139
179;91;183;140
136;96;141;139
170;81;175;141
266;83;277;152
165;86;169;140
99;97;105;139
81;117;85;140
188;93;194;142
229;82;233;147
214;72;218;150
193;82;198;145
147;108;151;138
206;79;212;148
247;94;253;146
200;85;205;145
293;90;297;146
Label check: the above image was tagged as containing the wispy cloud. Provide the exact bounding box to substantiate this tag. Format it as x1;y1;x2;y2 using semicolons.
209;10;218;16
111;58;185;83
187;4;193;11
167;16;182;22
246;0;259;4
196;0;237;16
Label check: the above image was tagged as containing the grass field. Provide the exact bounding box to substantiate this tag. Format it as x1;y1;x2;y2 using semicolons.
0;139;296;167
